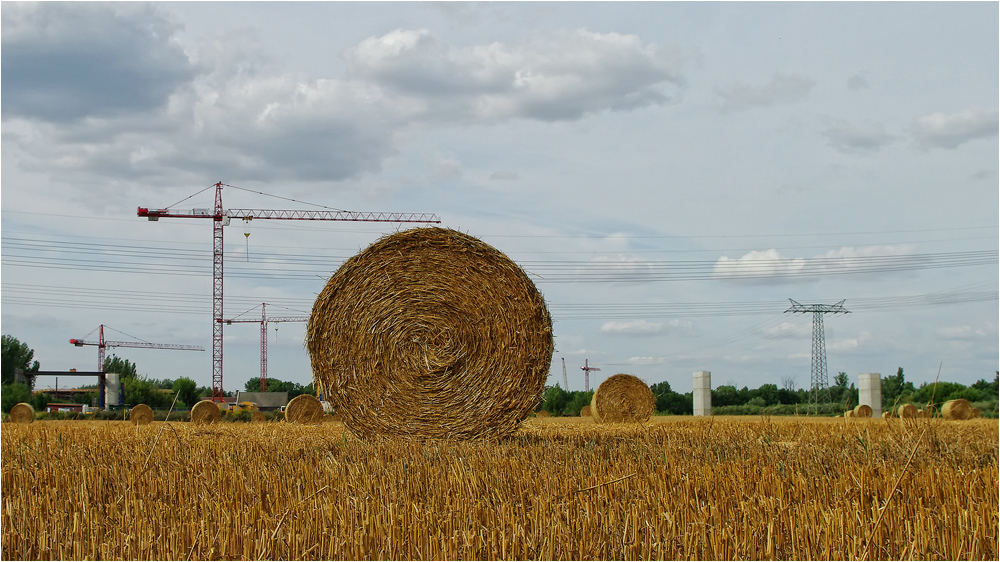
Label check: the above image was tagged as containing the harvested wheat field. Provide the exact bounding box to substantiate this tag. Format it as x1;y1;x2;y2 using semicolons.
2;417;997;560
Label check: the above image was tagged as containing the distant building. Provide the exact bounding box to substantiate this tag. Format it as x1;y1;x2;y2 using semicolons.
234;391;289;412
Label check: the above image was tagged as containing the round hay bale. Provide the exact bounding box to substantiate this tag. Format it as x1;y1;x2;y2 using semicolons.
129;404;154;425
536;410;550;418
971;407;982;418
897;404;917;419
250;411;267;423
191;400;222;425
590;374;655;424
853;404;873;418
942;399;973;421
306;227;553;440
284;394;324;425
844;410;855;419
916;409;927;418
881;411;892;419
10;402;34;424
580;405;592;417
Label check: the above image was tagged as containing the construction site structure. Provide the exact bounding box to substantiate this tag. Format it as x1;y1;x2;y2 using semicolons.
223;303;308;392
139;181;440;400
581;359;601;393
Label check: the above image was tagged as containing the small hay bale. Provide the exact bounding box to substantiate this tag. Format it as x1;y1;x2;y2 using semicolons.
942;399;974;421
284;394;324;424
590;374;655;424
129;404;154;425
306;227;553;440
971;407;982;418
917;409;927;418
250;411;267;423
536;410;550;418
897;404;917;419
191;400;221;425
10;403;34;424
844;410;855;419
580;405;592;417
853;404;873;418
881;411;891;419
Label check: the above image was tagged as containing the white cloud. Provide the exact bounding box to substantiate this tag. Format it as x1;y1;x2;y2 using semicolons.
625;356;666;366
601;319;663;335
344;28;686;122
827;338;859;352
715;73;815;112
914;107;998;149
713;245;918;282
762;322;811;339
822;122;896;154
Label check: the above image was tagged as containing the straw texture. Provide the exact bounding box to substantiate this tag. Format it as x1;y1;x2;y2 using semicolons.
897;404;917;419
129;404;154;425
580;405;592;417
284;394;324;425
307;227;553;440
10;403;34;424
590;374;655;424
191;400;221;425
853;404;873;418
942;399;973;421
250;411;267;423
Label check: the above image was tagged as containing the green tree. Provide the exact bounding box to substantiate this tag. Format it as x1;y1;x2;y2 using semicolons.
172;377;199;407
103;355;138;379
539;385;569;414
2;335;41;389
882;367;915;408
244;377;314;400
1;382;32;413
123;376;172;408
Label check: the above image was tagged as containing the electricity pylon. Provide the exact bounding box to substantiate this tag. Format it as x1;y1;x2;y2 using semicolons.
785;299;850;410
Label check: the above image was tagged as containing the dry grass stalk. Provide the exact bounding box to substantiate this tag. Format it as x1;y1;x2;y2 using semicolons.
190;400;221;425
941;399;973;421
9;403;34;424
129;404;154;425
284;394;324;425
306;227;553;440
590;374;655;424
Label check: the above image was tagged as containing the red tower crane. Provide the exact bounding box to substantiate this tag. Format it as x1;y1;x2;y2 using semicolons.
138;181;440;401
224;303;308;392
70;324;204;372
581;359;601;393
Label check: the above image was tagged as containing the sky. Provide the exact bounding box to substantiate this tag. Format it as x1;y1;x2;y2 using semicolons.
2;1;997;398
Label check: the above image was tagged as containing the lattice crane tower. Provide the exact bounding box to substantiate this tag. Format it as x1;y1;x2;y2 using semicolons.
784;299;850;408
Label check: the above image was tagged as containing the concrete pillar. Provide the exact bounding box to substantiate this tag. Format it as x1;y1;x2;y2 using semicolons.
105;372;120;409
858;373;881;418
693;371;712;416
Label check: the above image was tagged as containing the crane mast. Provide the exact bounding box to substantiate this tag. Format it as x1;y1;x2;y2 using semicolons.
139;182;440;401
224;303;308;392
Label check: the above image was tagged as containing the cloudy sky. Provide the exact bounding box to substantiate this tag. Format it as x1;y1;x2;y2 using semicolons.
3;2;997;397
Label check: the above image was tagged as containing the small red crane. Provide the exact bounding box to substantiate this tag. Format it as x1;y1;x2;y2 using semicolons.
224;303;308;393
139;181;440;401
70;324;204;372
581;359;601;393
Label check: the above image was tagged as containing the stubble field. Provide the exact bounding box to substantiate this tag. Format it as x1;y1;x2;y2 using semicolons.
2;415;996;560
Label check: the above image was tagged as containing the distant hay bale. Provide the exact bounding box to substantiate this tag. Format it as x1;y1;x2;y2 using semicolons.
942;399;974;421
881;411;891;419
129;404;154;425
917;409;927;418
306;227;553;440
853;404;873;418
580;405;592;417
844;410;855;419
971;407;982;418
10;403;34;424
590;374;655;424
536;410;550;418
897;404;917;419
191;400;221;425
284;394;324;425
250;411;267;423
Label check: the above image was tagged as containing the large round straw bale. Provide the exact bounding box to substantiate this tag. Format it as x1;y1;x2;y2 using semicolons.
853;404;873;418
942;399;973;420
250;411;267;423
590;374;655;424
284;394;324;425
129;404;154;425
307;227;553;440
580;405;592;417
191;400;221;424
897;404;917;419
10;403;34;424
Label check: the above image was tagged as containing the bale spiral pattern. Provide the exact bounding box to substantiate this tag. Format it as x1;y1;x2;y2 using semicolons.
10;403;34;424
284;394;325;425
250;411;267;423
190;400;221;425
580;405;592;417
590;374;655;424
942;399;973;420
897;404;917;419
129;404;154;425
307;227;553;439
853;404;873;418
